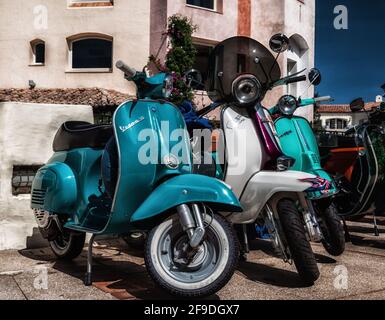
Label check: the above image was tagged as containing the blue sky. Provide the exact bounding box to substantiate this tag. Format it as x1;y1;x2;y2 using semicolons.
315;0;385;104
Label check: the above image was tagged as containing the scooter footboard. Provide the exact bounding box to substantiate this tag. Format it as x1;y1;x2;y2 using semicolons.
31;162;77;214
130;174;242;223
229;171;315;224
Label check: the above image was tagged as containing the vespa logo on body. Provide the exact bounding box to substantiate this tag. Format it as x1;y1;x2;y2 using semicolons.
119;116;145;133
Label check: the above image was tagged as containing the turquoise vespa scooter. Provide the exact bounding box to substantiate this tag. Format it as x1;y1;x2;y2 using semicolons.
269;69;345;256
30;60;243;297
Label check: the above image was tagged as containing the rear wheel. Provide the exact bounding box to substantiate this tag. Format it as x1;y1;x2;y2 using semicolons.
318;204;345;256
145;213;238;297
50;230;86;260
122;232;146;250
277;199;320;285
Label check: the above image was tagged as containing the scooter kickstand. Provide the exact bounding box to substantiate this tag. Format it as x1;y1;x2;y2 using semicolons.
84;234;96;286
373;213;380;237
239;225;249;262
342;218;351;243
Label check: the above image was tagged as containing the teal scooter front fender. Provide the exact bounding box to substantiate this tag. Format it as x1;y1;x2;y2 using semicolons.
130;174;242;223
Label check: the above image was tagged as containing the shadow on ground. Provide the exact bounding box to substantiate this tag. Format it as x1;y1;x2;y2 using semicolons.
237;260;310;288
18;241;220;300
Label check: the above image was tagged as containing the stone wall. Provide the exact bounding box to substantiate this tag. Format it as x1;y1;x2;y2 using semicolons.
0;102;93;250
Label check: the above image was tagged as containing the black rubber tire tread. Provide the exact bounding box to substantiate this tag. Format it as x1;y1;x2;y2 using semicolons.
277;199;320;285
319;204;346;256
50;232;86;260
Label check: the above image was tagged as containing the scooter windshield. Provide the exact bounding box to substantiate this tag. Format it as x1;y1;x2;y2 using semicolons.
206;36;281;103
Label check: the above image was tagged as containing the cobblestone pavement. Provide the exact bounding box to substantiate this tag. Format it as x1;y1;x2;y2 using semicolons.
1;216;385;300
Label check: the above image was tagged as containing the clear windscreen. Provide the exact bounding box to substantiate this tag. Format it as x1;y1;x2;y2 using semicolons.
205;36;281;103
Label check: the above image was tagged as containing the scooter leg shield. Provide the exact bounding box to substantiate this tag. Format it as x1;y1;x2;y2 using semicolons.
31;162;77;214
130;174;242;223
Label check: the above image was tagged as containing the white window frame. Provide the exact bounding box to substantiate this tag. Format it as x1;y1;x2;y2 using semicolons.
324;117;350;131
68;0;114;8
29;39;45;66
66;34;113;73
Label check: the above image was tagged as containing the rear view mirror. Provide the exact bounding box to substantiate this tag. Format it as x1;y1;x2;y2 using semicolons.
184;69;203;90
269;34;290;53
350;98;365;113
308;68;322;86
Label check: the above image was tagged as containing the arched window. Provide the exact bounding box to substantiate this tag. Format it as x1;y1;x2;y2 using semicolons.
30;40;45;65
68;34;113;70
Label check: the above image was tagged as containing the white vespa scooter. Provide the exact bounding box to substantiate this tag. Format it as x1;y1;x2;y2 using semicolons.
190;35;332;285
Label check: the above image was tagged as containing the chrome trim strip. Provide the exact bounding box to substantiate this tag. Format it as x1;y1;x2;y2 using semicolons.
111;99;134;212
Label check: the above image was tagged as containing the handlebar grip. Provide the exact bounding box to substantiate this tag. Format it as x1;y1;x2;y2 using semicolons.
197;103;221;118
285;75;307;85
314;96;332;103
116;60;137;78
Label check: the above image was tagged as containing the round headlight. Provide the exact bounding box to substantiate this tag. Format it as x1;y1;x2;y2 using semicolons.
232;75;262;106
278;95;298;116
162;75;173;99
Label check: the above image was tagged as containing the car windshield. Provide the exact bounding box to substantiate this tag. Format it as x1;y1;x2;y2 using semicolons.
205;36;281;103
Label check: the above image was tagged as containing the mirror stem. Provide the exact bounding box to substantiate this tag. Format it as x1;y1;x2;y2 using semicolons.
268;52;281;80
257;61;270;85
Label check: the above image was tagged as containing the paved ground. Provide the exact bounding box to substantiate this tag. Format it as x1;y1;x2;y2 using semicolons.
1;215;385;300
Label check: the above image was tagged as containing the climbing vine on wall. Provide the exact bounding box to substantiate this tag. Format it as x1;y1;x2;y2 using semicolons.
149;14;197;105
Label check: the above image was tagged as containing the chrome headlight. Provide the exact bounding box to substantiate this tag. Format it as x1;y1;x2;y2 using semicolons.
162;75;173;99
232;75;262;106
278;95;298;116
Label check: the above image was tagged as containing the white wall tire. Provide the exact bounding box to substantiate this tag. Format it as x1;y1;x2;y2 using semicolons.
145;213;239;297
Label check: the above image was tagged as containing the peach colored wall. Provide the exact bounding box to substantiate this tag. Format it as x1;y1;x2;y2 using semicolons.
0;0;151;94
149;0;239;78
0;0;315;118
167;1;238;42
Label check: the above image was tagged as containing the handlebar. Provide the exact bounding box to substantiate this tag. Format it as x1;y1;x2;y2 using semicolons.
314;96;332;103
116;60;137;78
197;103;222;118
299;96;333;107
285;75;307;85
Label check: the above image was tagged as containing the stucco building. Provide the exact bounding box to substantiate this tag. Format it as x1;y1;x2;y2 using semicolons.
318;102;381;133
0;0;150;95
0;0;316;250
1;0;316;111
151;0;316;118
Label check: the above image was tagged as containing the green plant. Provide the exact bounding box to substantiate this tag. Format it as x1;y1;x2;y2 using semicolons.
149;14;197;105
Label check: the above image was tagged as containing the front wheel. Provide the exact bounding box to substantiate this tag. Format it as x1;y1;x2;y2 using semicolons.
277;199;320;285
145;213;239;298
318;203;345;256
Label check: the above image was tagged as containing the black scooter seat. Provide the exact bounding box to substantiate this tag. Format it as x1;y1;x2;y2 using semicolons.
53;121;113;152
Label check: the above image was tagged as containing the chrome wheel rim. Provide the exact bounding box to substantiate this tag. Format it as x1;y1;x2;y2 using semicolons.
157;222;223;284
